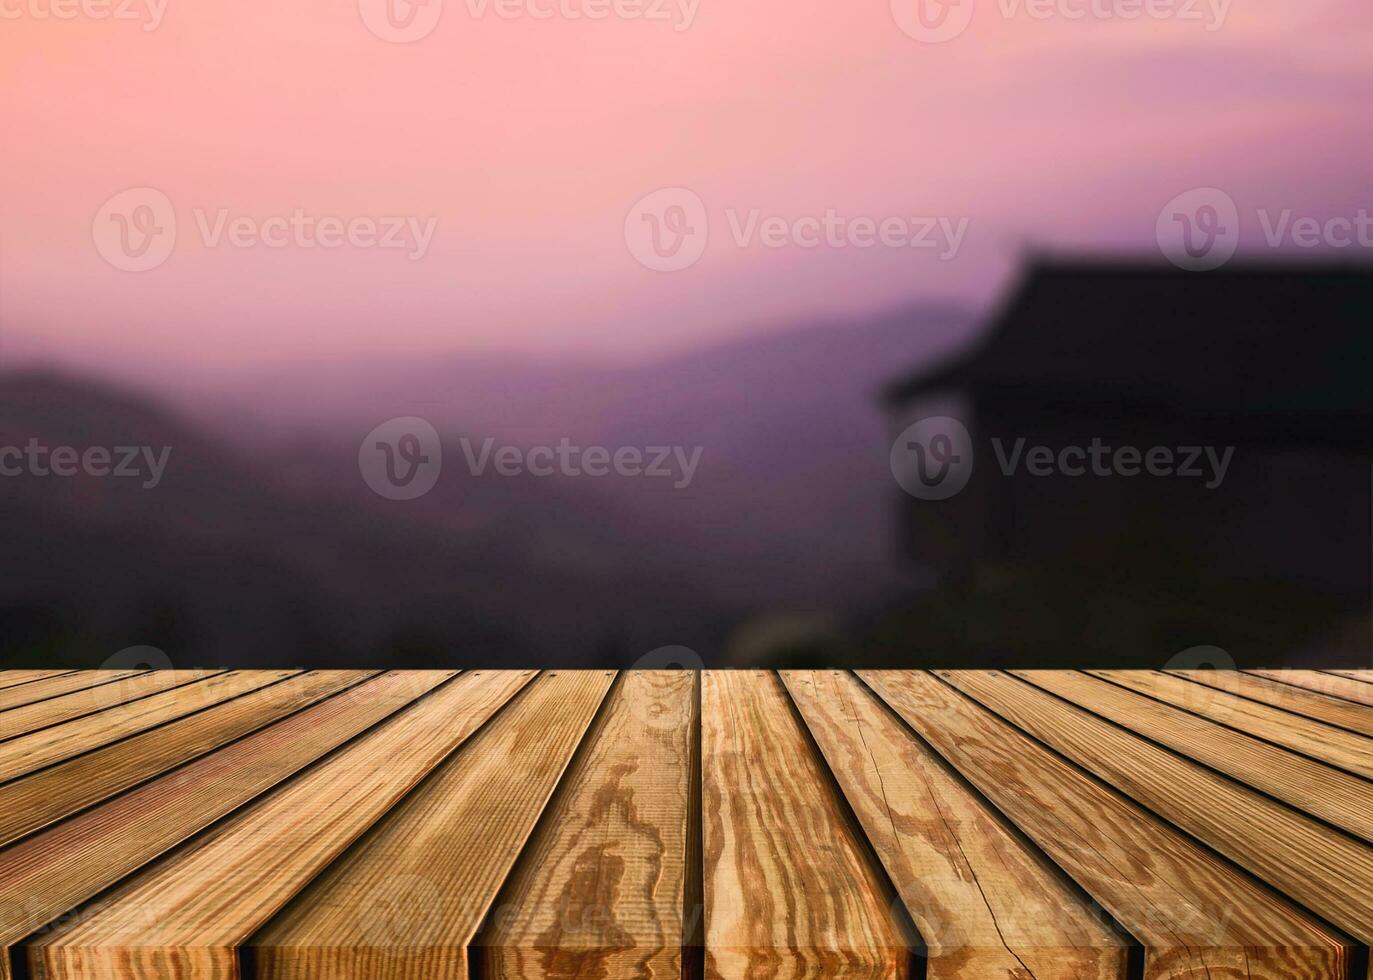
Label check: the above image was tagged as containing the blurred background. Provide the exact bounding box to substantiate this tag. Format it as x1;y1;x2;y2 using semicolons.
0;0;1369;668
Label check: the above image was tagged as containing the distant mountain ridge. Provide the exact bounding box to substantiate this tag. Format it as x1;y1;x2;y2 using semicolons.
0;303;974;665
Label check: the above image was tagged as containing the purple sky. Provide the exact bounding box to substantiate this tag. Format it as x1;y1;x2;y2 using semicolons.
1;0;1370;379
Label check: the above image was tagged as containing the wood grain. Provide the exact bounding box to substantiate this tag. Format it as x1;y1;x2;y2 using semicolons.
1012;670;1373;842
1092;669;1373;779
0;670;76;693
0;670;370;848
0;670;449;956
859;670;1351;980
0;669;298;783
1170;669;1373;734
783;670;1128;980
481;670;696;980
1326;670;1373;683
0;670;146;714
703;670;912;980
253;670;616;980
942;670;1373;942
1247;670;1373;708
0;670;223;742
33;670;535;980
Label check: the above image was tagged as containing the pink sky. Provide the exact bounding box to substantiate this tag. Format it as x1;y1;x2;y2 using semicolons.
1;0;1370;377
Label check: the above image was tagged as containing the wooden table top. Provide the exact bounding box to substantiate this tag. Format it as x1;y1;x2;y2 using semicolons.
0;667;1369;980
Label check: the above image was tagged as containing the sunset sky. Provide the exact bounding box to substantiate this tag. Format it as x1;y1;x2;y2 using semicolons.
2;0;1369;377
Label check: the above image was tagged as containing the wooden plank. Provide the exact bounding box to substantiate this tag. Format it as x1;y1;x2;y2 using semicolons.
859;670;1351;980
1247;670;1373;708
1326;670;1373;684
0;670;146;714
1092;669;1373;779
702;670;911;980
0;670;77;693
0;670;451;956
0;670;369;848
1013;671;1373;842
0;670;223;741
482;671;696;980
0;669;298;783
253;670;616;980
782;670;1129;980
942;670;1373;943
33;670;536;980
1171;669;1373;734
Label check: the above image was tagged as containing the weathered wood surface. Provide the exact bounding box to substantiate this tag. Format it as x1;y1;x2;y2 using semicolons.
1013;669;1373;842
703;670;912;979
0;670;370;848
1092;668;1373;778
941;670;1373;942
1172;668;1373;734
254;670;614;980
0;669;145;714
34;670;533;980
0;668;1367;980
481;670;696;980
0;668;299;783
1327;670;1373;683
0;669;223;741
782;670;1128;979
0;670;76;693
859;670;1352;980
1247;669;1373;708
0;671;445;954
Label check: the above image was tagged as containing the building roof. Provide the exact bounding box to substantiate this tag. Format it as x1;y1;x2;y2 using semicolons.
883;257;1373;445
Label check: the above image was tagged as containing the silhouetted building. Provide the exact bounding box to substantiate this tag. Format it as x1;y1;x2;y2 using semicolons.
882;258;1373;606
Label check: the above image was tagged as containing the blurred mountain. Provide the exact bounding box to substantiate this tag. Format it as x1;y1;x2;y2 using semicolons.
190;302;975;607
0;304;973;666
